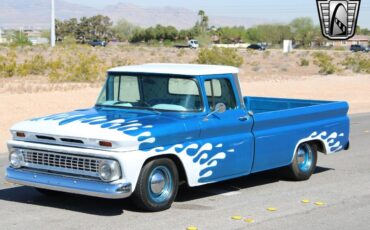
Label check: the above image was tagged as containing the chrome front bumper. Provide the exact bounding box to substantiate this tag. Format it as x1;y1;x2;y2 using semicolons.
6;167;132;199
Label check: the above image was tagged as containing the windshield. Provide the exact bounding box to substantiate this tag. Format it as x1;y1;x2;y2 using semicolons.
96;74;203;112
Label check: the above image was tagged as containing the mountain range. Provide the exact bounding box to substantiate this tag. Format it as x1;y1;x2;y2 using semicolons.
0;0;270;29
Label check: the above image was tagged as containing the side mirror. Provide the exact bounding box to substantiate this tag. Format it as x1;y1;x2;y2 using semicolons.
215;103;226;114
204;103;226;121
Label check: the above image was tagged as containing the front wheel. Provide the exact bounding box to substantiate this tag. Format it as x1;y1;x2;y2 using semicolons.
132;158;179;212
286;143;317;181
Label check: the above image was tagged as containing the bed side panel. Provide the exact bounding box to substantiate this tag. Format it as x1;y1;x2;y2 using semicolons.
251;101;349;173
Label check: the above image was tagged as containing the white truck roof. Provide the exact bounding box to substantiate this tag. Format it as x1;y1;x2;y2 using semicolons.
108;63;239;76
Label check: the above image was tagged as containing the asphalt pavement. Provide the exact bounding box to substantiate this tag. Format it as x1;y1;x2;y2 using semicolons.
0;113;369;230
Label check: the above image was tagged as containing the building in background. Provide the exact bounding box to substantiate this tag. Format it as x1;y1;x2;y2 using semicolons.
324;35;370;47
0;28;6;43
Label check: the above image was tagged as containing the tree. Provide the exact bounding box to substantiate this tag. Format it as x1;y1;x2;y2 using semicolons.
290;17;315;47
197;10;209;33
56;15;113;43
56;18;78;41
112;19;139;41
12;31;32;46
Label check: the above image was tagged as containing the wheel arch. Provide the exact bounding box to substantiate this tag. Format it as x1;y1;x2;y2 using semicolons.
142;154;188;186
291;138;326;164
310;140;326;154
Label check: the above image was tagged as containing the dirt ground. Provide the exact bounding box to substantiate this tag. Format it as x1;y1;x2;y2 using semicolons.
1;74;369;153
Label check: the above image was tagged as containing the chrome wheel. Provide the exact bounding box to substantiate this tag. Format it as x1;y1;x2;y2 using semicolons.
147;166;173;203
297;144;313;172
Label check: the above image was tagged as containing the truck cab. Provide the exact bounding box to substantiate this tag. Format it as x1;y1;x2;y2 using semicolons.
6;64;350;212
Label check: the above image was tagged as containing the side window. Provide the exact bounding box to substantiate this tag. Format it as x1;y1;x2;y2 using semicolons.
204;78;237;111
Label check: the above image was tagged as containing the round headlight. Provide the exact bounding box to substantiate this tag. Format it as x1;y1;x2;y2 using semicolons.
98;160;121;182
10;150;24;169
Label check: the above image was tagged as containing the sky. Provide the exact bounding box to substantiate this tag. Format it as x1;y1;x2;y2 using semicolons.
65;0;370;28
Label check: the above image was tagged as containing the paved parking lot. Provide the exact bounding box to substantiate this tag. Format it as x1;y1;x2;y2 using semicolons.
0;114;369;230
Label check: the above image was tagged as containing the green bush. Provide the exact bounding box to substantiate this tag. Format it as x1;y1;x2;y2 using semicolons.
342;54;370;73
299;58;310;66
196;47;244;67
312;52;337;75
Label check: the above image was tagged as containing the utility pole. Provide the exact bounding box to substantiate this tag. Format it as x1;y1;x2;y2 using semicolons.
51;0;56;47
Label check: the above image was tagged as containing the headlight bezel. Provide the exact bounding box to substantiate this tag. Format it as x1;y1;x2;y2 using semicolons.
9;149;25;169
98;160;121;182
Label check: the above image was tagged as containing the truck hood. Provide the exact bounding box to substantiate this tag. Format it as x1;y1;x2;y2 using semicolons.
10;107;200;152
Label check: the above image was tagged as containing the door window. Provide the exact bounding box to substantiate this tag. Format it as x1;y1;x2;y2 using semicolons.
204;78;237;111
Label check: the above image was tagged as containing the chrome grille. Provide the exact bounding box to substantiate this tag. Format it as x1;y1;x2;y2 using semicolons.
21;149;102;178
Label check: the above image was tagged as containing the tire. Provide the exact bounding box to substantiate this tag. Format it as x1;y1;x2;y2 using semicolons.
132;158;179;212
286;143;317;181
35;188;64;196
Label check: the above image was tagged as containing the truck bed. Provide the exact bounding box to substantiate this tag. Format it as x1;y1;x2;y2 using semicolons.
244;96;333;114
243;96;350;173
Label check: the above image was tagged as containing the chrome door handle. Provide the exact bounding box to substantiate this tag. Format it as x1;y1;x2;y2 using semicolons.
239;116;249;121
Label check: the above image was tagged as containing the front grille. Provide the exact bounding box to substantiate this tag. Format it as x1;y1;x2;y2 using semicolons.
21;149;103;179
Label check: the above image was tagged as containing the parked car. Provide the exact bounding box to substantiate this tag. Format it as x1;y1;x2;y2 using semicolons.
247;44;266;50
6;64;350;212
174;39;199;49
350;44;369;52
88;40;107;47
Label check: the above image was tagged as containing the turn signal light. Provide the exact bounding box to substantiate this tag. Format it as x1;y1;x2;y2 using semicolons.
99;141;112;147
16;132;26;138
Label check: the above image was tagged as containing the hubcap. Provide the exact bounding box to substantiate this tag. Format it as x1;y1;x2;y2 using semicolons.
297;144;313;172
148;166;173;203
150;170;166;194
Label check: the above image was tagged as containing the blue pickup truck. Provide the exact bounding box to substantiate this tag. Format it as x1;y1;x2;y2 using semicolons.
6;64;350;211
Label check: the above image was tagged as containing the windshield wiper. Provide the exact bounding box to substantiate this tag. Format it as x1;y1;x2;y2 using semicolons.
141;102;162;115
112;101;131;105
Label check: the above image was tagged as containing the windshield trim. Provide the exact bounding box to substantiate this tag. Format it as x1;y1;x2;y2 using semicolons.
95;72;205;113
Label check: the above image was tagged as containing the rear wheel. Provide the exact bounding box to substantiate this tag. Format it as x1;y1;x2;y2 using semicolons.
286;143;317;181
132;158;179;212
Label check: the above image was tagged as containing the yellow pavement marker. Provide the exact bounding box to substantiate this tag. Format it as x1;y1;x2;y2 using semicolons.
231;215;243;220
186;226;198;230
301;199;310;203
314;201;326;206
244;218;255;223
267;207;278;211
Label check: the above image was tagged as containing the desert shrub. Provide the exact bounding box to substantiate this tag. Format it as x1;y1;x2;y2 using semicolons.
252;66;261;72
0;51;17;77
246;49;256;56
17;55;47;76
263;50;271;59
312;52;337;75
196;47;244;67
334;46;346;51
110;57;133;68
52;52;103;82
177;49;186;57
342;54;370;73
62;36;77;45
48;58;64;70
299;58;310;66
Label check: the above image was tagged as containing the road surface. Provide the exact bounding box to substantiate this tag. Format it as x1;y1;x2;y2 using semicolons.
0;113;369;230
